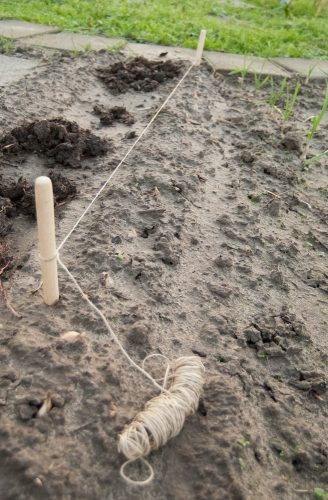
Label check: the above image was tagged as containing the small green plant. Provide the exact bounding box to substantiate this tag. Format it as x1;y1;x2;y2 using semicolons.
254;73;270;94
0;35;13;53
248;193;261;203
230;64;251;79
71;42;92;56
238;458;247;470
229;61;252;84
305;64;317;84
107;40;128;53
116;252;124;261
268;77;287;107
314;487;328;500
307;82;328;141
237;437;251;448
302;82;328;165
304;149;328;167
282;80;301;121
249;479;258;490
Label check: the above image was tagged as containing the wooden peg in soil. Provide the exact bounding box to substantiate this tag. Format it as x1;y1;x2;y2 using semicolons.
35;176;59;305
195;29;207;66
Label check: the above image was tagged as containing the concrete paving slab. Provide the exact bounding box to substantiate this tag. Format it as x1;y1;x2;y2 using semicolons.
0;53;39;86
19;32;127;52
204;51;290;76
128;42;195;61
272;57;328;79
0;20;59;39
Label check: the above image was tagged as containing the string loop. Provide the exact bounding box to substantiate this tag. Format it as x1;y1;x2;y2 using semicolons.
120;457;154;486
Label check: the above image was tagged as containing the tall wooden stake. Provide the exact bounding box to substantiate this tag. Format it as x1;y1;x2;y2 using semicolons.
195;29;207;66
35;176;59;305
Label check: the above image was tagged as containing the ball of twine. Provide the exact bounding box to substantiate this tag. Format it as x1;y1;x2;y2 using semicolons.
118;355;205;485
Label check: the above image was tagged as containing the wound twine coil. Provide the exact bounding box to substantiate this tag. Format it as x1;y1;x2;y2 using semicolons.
118;356;205;485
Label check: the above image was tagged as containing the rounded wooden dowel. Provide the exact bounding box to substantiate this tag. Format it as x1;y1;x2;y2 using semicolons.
195;29;207;66
35;176;59;305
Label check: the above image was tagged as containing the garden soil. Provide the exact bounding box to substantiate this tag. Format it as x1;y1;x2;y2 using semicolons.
0;49;327;500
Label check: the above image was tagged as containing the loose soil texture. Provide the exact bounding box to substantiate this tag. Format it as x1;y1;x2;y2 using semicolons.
0;49;327;500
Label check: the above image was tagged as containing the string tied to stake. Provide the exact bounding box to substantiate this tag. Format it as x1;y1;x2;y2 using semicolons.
38;251;58;263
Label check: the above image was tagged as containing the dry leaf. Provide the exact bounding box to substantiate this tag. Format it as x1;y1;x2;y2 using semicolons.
100;272;114;288
37;393;52;418
109;404;117;418
126;227;138;240
59;331;86;343
152;186;160;200
197;174;206;183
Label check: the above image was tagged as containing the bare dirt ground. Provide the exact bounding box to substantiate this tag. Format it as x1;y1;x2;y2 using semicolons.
0;48;327;500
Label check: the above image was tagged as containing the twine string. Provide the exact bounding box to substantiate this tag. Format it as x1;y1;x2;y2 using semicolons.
57;62;194;253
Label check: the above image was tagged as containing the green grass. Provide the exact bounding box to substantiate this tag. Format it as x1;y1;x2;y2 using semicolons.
282;80;301;121
307;82;328;141
0;34;13;52
0;0;328;58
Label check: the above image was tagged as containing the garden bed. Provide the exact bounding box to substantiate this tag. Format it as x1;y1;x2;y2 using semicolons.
0;49;327;500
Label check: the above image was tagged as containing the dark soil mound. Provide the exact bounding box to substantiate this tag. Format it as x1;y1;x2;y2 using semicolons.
0;118;109;168
0;172;76;218
96;56;182;94
93;105;135;126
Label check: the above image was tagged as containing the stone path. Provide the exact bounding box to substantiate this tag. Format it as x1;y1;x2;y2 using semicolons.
1;19;328;80
0;53;40;85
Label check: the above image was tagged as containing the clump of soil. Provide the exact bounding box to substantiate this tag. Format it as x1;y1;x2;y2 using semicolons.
0;118;109;168
49;171;77;204
0;172;76;218
96;56;182;94
0;196;13;237
93;105;135;126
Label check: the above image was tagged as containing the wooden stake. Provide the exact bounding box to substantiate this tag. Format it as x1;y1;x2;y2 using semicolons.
35;176;59;305
195;29;207;66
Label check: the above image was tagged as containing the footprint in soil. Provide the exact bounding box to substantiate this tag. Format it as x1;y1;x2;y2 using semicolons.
153;231;181;266
0;118;109;168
